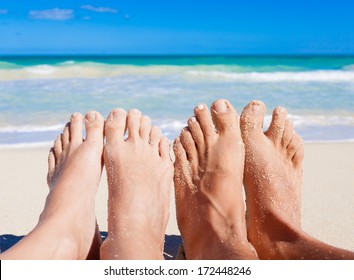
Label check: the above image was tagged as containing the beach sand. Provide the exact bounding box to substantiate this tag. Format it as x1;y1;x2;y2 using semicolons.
0;142;354;257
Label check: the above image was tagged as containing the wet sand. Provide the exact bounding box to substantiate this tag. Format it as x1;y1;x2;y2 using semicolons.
0;142;353;255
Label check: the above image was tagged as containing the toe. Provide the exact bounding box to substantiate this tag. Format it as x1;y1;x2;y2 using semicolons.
180;128;198;168
61;123;70;148
286;133;302;160
140;115;152;140
194;103;217;143
211;99;239;135
47;147;55;185
187;116;205;155
105;109;127;144
173;137;188;166
85;111;105;143
265;106;287;144
281;120;294;148
53;135;62;162
126;109;142;140
293;141;304;166
159;136;171;159
149;126;162;146
173;137;193;198
70;113;84;144
240;100;266;140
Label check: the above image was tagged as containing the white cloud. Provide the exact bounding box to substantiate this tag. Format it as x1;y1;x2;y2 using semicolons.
82;16;92;20
81;5;118;13
0;9;8;14
29;8;74;20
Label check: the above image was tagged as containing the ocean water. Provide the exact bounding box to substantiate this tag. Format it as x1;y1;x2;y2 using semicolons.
0;55;354;147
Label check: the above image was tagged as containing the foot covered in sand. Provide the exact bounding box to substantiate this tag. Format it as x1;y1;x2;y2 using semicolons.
100;109;173;259
241;101;305;259
174;99;258;259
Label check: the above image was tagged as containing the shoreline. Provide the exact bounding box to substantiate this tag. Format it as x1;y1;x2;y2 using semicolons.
1;142;354;255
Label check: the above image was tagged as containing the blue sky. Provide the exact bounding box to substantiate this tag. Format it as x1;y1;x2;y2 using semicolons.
0;0;354;55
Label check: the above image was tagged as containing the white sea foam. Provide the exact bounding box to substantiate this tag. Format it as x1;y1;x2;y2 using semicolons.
24;65;58;75
185;70;354;82
1;62;354;83
0;124;63;133
0;63;184;81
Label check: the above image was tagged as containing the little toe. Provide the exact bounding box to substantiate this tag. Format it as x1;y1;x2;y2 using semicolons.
240;100;266;140
265;106;287;144
281;120;294;148
286;133;302;160
149;126;162;146
188;116;205;155
293;141;305;166
140;115;152;140
47;147;55;185
211;99;239;135
173;137;191;195
70;113;84;145
194;103;217;142
159;136;171;160
105;109;127;144
126;109;142;141
53;135;63;162
85;111;105;143
61;123;70;148
180;128;198;168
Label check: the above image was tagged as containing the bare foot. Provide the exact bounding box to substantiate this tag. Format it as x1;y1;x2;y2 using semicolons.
241;101;354;260
240;101;304;259
173;99;258;260
100;109;173;260
47;116;103;260
0;112;104;260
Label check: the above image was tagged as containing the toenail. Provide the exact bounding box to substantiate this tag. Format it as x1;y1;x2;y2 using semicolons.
71;112;81;120
112;109;126;117
251;104;261;114
197;104;205;110
189;117;197;123
279;107;286;113
85;112;96;121
213;100;228;113
130;108;141;114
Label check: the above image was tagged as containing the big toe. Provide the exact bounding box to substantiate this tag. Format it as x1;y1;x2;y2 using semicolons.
211;99;239;135
70;113;84;145
240;100;266;141
85;111;105;143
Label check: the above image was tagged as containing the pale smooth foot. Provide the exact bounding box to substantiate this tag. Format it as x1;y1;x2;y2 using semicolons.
1;112;104;259
100;109;173;260
174;99;258;260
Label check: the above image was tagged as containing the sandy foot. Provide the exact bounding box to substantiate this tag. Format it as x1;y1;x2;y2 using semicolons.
100;109;173;260
241;101;305;259
174;99;258;260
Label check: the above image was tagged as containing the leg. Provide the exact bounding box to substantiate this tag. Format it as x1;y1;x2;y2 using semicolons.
174;99;258;259
241;101;354;259
0;112;104;260
100;109;173;259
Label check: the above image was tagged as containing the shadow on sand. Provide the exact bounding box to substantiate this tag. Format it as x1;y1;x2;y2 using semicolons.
0;233;182;260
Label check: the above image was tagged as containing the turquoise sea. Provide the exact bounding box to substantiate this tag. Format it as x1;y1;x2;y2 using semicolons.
1;55;354;147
